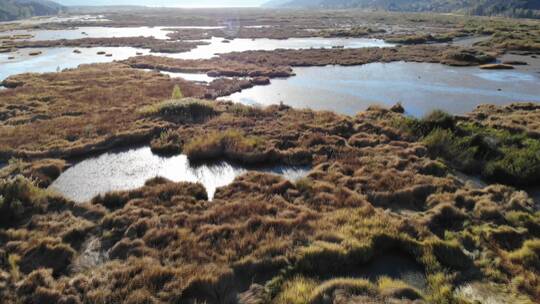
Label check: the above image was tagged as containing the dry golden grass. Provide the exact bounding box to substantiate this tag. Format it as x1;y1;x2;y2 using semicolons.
0;64;266;161
125;45;494;79
0;11;539;302
1;100;539;303
468;103;540;138
0;63;192;158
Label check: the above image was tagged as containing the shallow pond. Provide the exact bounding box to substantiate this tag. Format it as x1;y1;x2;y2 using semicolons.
221;62;540;117
160;71;216;82
1;26;225;41
0;36;392;81
140;68;216;82
49;147;310;203
2;26;176;41
161;36;393;59
0;47;151;81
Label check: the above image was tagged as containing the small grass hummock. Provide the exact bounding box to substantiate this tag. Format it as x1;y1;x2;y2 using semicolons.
184;129;269;164
138;98;217;122
508;239;540;270
150;130;183;155
0;176;49;228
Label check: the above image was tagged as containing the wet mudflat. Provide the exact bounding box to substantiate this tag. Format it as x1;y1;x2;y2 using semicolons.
49;146;310;202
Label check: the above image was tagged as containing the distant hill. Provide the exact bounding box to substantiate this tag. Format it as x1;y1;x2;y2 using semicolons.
264;0;540;18
0;0;64;21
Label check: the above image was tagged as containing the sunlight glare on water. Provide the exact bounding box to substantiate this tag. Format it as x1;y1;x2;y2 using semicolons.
50;147;309;202
221;62;540;117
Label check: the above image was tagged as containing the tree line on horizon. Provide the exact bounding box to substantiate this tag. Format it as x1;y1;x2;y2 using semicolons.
0;0;63;21
265;0;540;19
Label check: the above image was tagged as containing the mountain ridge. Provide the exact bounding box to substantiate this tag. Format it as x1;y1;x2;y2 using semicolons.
264;0;540;18
0;0;64;21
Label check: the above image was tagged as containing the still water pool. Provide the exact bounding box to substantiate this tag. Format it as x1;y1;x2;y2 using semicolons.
221;62;540;116
0;47;151;81
158;36;393;59
0;36;391;81
49;147;309;202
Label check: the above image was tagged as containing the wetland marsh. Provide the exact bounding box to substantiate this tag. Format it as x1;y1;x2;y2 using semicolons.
1;7;540;304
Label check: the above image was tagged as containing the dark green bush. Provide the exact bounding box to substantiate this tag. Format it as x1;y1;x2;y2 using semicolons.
0;176;47;228
395;110;456;138
484;141;540;186
422;128;479;173
419;118;540;186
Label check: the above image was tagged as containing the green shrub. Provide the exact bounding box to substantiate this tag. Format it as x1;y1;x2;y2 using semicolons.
393;110;455;137
483;140;540;185
171;84;183;99
422;128;478;172
0;176;48;228
419;120;540;186
420;110;456;134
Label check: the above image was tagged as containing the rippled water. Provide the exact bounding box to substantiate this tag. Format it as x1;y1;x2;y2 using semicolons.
161;36;393;59
0;47;151;81
49;147;310;203
221;62;540;117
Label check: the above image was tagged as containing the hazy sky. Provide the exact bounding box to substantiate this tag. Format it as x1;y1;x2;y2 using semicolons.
56;0;267;7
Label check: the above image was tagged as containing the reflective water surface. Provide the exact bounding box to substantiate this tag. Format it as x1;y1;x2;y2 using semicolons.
161;71;216;82
161;36;393;59
141;69;216;82
1;26;227;41
49;147;310;203
0;47;151;81
2;26;177;41
221;62;540;117
0;36;391;80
